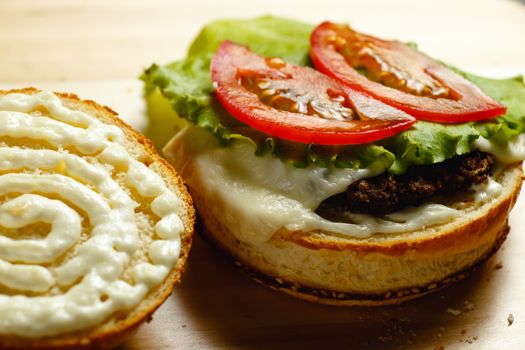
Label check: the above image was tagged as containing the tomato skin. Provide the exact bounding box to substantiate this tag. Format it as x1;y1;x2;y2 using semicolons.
310;22;506;123
211;41;415;145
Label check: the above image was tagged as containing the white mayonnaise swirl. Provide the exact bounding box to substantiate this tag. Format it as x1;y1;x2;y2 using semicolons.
0;91;184;337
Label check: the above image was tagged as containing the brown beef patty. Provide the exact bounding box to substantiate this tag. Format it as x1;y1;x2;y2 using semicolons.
320;151;494;215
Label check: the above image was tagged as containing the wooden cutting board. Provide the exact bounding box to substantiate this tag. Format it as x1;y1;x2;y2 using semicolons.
2;1;525;349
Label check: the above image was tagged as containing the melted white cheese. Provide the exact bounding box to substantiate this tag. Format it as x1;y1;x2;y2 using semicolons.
0;92;184;337
473;133;525;163
165;126;512;247
472;176;503;202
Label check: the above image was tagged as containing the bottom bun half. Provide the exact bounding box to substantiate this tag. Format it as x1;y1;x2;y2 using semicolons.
190;163;522;306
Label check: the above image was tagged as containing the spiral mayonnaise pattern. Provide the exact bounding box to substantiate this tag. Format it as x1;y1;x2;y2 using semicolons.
0;91;185;337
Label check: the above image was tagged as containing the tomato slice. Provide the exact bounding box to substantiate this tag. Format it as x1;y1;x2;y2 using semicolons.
310;22;506;123
211;41;415;145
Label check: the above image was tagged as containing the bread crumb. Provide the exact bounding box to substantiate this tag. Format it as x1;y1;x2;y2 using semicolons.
378;335;393;342
464;335;478;344
507;313;514;326
447;308;462;316
434;345;445;350
460;329;467;335
463;300;474;311
494;262;503;270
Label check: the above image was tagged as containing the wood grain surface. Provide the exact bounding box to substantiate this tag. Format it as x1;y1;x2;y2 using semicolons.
1;1;525;349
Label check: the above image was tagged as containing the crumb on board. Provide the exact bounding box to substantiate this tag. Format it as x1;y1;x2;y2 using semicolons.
378;335;393;343
463;335;478;344
447;308;462;316
463;300;474;311
437;326;444;338
508;314;514;326
494;262;503;270
434;345;445;350
457;329;479;344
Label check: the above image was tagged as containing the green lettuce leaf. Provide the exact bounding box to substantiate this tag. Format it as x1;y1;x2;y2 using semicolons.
187;16;313;66
141;16;525;174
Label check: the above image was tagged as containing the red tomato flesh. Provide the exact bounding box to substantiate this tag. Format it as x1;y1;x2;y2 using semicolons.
211;41;415;145
310;22;506;123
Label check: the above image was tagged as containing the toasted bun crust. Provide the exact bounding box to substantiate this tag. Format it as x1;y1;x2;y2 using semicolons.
188;158;522;306
0;88;195;349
